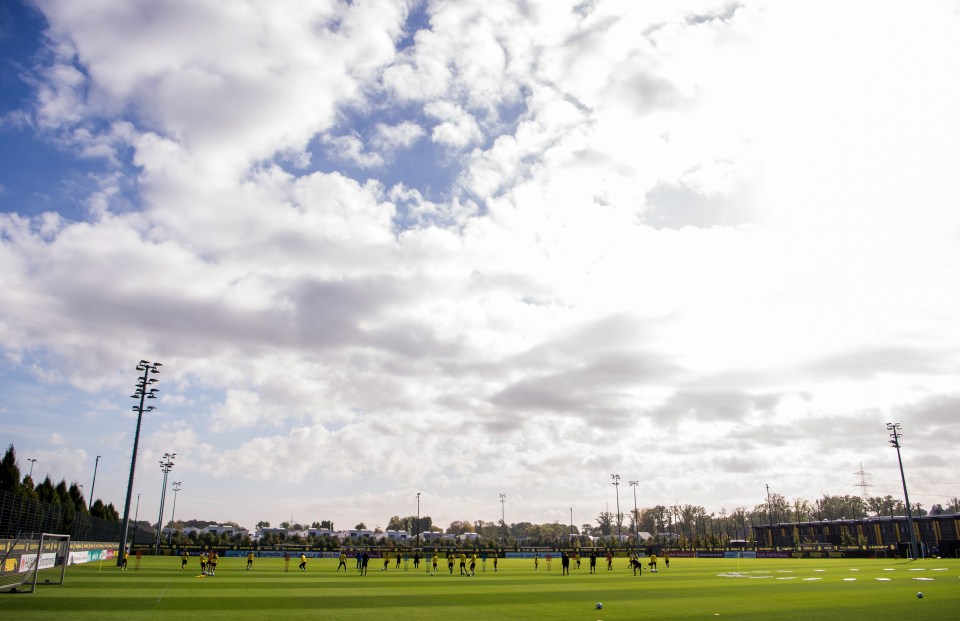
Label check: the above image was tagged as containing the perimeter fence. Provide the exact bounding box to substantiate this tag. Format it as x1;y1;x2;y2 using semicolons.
0;489;120;542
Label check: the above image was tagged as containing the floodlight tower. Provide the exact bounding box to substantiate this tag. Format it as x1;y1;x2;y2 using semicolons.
416;492;421;549
611;474;622;545
118;360;161;566
155;453;176;555
499;493;506;546
27;458;37;480
887;423;919;559
169;481;182;544
89;455;101;507
628;481;639;550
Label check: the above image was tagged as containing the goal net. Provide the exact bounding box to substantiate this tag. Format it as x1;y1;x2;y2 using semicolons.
1;533;71;594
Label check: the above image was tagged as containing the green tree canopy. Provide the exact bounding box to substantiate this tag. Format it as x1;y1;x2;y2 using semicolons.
0;444;22;493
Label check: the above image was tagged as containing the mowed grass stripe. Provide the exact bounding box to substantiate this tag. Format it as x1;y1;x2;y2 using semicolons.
1;557;957;620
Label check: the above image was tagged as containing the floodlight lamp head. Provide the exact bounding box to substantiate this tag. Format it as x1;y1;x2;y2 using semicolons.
139;359;150;366
145;406;155;412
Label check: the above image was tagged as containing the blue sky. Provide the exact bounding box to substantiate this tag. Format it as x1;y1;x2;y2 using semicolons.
2;0;960;533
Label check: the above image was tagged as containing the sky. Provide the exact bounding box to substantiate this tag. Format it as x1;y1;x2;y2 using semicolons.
2;0;959;534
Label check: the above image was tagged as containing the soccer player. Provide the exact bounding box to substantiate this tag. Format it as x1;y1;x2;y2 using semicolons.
396;551;402;569
413;551;420;569
534;553;539;572
431;553;439;574
199;554;207;575
589;551;597;574
649;552;658;572
209;551;218;576
459;552;467;575
299;553;307;571
664;552;670;569
469;553;477;576
337;551;348;572
361;551;369;576
605;551;613;571
382;553;390;571
447;552;454;574
561;551;570;575
122;550;129;571
181;550;189;570
545;553;552;571
574;552;581;570
247;551;254;570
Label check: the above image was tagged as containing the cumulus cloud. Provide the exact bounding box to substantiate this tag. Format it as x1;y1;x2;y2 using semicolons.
371;121;425;151
3;0;960;530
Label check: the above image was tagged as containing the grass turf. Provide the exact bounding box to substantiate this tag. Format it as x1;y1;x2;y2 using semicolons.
1;556;957;620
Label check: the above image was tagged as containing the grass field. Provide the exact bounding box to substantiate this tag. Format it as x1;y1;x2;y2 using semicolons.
2;555;957;620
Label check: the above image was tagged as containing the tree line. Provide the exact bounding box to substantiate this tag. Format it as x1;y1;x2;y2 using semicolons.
1;443;121;535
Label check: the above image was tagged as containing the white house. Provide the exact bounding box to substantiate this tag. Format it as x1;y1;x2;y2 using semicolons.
337;529;375;540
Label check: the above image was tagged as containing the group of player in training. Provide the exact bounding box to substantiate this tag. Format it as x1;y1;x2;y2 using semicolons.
167;548;669;577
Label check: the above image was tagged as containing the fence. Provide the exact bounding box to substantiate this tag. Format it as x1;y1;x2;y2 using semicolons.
0;489;120;542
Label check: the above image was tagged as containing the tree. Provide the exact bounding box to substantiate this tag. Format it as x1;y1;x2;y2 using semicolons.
36;476;57;504
447;520;474;535
355;523;367;530
20;475;38;500
595;512;613;537
0;444;21;493
255;520;270;529
69;482;88;514
944;497;960;513
91;499;119;521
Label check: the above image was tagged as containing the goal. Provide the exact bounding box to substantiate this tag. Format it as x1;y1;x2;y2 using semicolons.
1;533;71;594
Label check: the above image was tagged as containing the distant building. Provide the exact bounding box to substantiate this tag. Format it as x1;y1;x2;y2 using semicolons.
337;529;375;540
751;513;960;557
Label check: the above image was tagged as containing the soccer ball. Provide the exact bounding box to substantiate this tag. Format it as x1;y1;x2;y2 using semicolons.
917;592;923;599
595;602;603;609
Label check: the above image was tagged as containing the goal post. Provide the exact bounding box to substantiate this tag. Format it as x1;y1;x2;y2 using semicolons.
1;533;70;594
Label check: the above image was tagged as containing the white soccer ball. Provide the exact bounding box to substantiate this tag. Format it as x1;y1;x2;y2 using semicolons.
596;602;603;609
917;592;923;599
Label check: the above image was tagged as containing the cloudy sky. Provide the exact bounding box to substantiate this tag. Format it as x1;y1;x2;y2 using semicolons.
2;0;959;533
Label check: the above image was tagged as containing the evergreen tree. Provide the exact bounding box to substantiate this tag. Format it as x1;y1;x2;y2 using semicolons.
103;502;120;522
36;476;58;504
0;444;22;493
69;482;89;514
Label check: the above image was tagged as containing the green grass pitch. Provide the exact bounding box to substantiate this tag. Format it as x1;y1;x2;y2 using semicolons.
2;556;957;620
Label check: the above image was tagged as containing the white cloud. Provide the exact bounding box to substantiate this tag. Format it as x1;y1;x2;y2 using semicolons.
324;133;385;169
3;0;960;530
371;121;425;151
425;100;483;149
